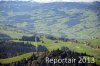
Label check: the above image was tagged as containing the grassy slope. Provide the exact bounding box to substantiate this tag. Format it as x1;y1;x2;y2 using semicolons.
1;5;100;39
0;29;33;39
0;53;33;64
79;39;100;47
0;38;100;65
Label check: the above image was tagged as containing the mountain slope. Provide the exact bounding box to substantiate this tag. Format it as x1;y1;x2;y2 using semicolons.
0;1;100;39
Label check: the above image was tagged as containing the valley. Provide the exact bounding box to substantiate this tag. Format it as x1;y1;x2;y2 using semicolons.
0;1;100;66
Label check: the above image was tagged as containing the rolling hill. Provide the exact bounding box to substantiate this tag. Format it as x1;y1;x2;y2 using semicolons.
0;1;100;39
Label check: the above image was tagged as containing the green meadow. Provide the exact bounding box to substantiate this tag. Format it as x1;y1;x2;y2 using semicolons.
0;53;33;64
0;38;100;65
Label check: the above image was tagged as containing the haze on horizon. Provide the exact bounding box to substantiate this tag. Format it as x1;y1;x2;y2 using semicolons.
0;0;99;3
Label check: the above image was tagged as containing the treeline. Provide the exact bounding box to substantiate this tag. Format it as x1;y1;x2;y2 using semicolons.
0;33;78;43
20;35;69;42
0;34;12;40
0;47;97;66
0;40;48;59
45;35;78;43
21;36;40;42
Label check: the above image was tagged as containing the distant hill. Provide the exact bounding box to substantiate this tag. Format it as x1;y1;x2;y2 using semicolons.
0;1;100;39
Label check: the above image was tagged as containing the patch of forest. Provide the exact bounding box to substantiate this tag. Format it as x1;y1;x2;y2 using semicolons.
0;47;97;66
0;40;48;59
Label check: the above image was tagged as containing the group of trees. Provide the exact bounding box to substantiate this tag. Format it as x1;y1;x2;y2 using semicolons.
21;35;79;44
0;47;97;66
0;34;12;40
0;34;78;59
45;35;78;42
0;40;48;59
21;36;40;42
